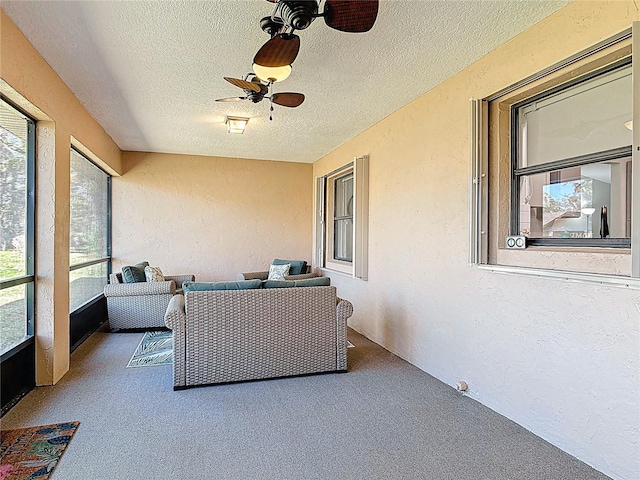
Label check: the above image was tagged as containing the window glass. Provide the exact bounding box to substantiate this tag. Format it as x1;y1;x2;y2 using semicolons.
69;149;110;311
0;284;27;353
70;150;109;265
0;102;28;276
0;100;32;353
518;64;632;168
333;173;354;262
513;61;632;244
69;263;108;312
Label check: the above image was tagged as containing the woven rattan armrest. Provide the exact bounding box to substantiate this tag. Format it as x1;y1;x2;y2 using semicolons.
237;271;269;281
164;294;186;330
164;275;195;289
104;280;175;297
337;297;354;321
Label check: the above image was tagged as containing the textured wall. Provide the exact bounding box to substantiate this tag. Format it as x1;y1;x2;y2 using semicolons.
0;10;122;384
313;2;639;479
112;152;313;282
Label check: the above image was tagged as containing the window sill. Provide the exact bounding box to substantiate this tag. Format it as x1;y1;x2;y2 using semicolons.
505;245;630;255
495;247;629;277
319;267;354;279
478;264;640;290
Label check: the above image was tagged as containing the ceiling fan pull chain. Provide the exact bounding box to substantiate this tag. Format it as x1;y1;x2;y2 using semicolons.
270;103;274;121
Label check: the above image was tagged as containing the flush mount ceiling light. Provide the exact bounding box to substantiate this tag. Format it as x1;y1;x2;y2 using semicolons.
225;116;249;134
252;64;292;83
625;120;633;130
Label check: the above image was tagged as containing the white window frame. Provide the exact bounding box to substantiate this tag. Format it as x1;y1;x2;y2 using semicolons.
315;155;369;280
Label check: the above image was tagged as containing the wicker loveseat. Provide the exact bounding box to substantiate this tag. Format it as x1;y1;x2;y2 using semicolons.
237;258;318;281
164;285;353;390
104;272;195;330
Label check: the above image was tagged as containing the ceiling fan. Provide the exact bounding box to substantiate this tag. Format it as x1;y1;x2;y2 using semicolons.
254;0;379;68
215;74;305;119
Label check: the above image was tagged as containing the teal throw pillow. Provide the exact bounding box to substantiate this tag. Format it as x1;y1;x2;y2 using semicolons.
263;277;330;289
182;279;262;292
121;261;149;283
273;259;307;276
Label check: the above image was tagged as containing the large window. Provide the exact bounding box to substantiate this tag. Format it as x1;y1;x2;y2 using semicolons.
69;148;110;312
0;99;35;355
316;156;369;279
512;61;632;247
469;28;638;280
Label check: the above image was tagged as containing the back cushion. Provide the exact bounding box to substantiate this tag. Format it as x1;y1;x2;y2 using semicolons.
263;277;330;289
121;261;149;283
273;259;307;276
182;279;262;292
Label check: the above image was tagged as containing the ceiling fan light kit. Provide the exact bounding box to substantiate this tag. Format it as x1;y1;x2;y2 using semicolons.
225;116;249;134
252;63;292;83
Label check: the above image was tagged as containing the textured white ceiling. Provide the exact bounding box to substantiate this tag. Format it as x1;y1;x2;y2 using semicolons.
2;0;569;163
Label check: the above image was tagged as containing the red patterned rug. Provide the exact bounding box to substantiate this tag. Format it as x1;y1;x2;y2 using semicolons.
0;422;79;480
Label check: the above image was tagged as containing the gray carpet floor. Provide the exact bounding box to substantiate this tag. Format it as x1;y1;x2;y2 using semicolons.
1;328;610;480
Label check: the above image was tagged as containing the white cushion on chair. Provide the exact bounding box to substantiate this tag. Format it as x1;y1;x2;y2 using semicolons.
144;266;164;282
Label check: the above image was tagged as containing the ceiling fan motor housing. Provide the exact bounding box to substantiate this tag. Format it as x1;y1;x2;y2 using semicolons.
260;16;284;36
279;1;319;30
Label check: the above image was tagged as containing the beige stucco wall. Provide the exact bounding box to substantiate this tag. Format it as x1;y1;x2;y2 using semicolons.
313;2;639;479
112;152;312;282
2;2;638;478
1;9;122;385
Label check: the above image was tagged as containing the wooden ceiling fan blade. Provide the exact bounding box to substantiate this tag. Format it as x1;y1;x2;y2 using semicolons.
271;93;305;108
324;0;378;33
215;97;246;102
223;77;261;93
253;34;300;68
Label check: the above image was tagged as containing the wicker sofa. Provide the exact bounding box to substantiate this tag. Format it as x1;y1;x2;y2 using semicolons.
104;273;195;330
164;285;353;390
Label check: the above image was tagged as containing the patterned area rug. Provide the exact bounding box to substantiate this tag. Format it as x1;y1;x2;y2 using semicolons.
127;330;173;367
127;331;354;368
0;422;79;480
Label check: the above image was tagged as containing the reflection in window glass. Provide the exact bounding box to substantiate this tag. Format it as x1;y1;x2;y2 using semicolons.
519;159;631;239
